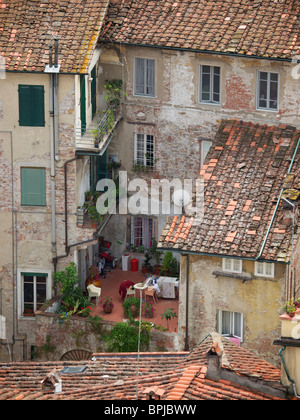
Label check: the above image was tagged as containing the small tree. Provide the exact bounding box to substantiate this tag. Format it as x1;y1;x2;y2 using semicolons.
54;262;88;312
161;308;177;330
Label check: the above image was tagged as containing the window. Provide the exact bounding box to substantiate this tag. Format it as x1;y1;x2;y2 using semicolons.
18;85;45;126
134;58;155;97
222;258;242;274
21;273;48;316
131;216;155;249
201;140;212;167
21;168;46;206
257;71;279;111
255;261;274;278
217;310;244;341
134;133;155;169
199;65;220;104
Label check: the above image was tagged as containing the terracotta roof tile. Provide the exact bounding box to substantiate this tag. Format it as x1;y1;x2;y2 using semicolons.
0;334;287;400
100;0;300;60
159;120;300;262
0;0;109;73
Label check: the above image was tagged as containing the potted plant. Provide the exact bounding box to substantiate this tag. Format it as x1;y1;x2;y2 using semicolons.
161;308;177;330
142;250;153;274
149;239;163;275
85;264;102;289
77;305;93;318
142;301;155;318
160;251;179;277
122;296;141;321
283;300;296;317
293;298;300;309
100;295;114;314
23;306;34;317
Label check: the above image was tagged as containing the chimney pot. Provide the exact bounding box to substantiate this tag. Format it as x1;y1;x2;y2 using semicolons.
206;342;223;381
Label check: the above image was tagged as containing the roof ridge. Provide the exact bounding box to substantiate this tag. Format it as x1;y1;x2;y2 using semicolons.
166;364;201;400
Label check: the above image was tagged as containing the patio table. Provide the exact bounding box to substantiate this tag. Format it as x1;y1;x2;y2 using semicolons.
157;277;179;299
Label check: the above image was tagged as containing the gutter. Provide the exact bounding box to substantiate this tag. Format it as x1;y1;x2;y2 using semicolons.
99;40;297;64
279;346;300;399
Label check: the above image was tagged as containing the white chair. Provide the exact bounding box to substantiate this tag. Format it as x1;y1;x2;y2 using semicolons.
87;284;101;305
125;287;136;299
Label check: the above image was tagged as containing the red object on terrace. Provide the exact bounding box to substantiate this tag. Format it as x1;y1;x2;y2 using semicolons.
119;280;135;300
130;259;138;272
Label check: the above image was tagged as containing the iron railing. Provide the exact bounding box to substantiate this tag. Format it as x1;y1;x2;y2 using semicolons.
75;104;122;152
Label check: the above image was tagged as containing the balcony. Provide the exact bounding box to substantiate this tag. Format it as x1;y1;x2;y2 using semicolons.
75;104;122;155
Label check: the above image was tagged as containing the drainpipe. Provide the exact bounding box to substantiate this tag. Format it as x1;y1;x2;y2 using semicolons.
53;157;77;269
184;254;190;351
49;72;57;257
53;38;59;161
279;346;300;399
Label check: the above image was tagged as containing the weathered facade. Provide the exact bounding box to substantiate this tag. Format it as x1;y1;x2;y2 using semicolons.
0;0;111;361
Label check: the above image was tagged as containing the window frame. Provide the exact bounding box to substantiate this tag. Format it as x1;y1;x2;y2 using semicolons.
17;269;51;318
18;84;45;127
199;65;221;105
134;133;155;169
217;310;244;341
222;258;242;274
256;71;279;112
134;57;156;98
21;167;46;207
131;216;155;250
254;261;275;278
201;140;212;167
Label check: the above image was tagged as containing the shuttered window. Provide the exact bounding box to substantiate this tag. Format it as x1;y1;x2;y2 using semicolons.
134;58;155;97
199;65;220;104
18;85;45;126
21;167;46;206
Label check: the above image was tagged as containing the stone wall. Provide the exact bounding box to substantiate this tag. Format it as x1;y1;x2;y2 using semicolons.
34;298;180;361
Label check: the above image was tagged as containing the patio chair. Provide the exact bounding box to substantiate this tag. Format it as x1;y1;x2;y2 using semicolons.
145;287;158;304
125;288;136;299
87;284;101;305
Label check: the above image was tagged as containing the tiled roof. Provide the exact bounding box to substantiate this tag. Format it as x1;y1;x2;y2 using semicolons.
0;334;287;400
99;0;300;60
159;120;300;262
0;0;109;73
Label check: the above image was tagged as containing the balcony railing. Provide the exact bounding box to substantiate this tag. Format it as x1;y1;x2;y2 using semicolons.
75;104;122;154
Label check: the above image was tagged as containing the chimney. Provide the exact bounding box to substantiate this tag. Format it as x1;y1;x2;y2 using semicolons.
206;342;223;381
273;311;300;398
41;370;62;394
143;386;165;400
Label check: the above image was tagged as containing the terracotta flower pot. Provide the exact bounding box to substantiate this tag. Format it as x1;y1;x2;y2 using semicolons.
103;306;113;314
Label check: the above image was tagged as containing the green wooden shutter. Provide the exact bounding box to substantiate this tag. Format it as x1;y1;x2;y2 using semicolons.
91;66;97;119
21;168;46;206
19;85;32;126
18;85;45;126
80;75;86;135
32;85;45;126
